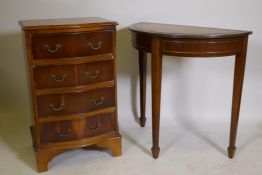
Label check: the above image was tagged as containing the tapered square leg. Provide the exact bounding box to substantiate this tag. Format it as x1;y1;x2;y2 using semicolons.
227;146;236;159
151;38;162;159
228;37;248;159
151;147;160;159
139;51;147;127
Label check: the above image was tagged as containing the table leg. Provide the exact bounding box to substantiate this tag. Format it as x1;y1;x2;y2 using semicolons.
151;38;162;159
228;37;248;159
139;51;147;127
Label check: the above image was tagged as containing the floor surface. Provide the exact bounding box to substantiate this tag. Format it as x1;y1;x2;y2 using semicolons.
1;110;262;175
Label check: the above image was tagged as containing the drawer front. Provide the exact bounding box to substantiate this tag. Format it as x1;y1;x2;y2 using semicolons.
31;30;113;60
84;113;116;138
40;113;115;144
77;60;114;86
163;38;242;57
34;60;114;89
34;65;75;89
37;87;115;117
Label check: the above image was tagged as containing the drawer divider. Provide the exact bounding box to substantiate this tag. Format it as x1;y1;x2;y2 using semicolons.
38;107;116;123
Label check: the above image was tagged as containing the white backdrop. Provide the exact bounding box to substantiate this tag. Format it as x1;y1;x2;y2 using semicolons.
0;0;261;127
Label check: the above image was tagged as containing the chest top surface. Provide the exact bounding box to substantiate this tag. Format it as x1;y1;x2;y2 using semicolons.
20;17;118;30
129;22;252;39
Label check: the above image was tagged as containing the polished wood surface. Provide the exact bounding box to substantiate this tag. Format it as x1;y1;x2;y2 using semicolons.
138;51;147;127
34;64;75;88
20;17;118;30
21;17;121;172
78;60;114;86
33;54;114;67
228;36;248;158
132;33;245;57
40;113;116;144
150;38;162;159
38;107;116;123
96;136;122;156
31;31;113;60
129;22;252;39
35;81;114;96
130;22;252;159
37;87;115;117
32;127;121;172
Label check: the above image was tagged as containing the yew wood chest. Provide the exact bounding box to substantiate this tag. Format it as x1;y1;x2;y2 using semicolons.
20;17;121;172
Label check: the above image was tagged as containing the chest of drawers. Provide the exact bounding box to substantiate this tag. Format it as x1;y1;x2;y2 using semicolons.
20;17;121;172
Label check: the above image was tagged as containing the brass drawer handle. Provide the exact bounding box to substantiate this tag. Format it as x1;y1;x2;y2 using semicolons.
90;122;102;132
85;69;100;79
49;103;65;111
51;74;67;82
43;44;61;53
91;97;104;106
57;128;72;137
87;41;102;50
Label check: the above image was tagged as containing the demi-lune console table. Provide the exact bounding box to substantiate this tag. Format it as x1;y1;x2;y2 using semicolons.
129;22;252;159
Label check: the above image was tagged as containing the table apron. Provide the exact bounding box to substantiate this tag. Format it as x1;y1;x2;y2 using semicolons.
131;33;243;57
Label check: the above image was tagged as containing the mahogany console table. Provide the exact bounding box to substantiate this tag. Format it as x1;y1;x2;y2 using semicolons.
129;22;252;159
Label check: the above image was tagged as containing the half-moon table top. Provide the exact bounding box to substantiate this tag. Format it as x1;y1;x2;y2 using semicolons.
129;22;252;39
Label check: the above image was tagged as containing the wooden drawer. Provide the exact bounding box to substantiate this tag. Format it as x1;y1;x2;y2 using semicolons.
162;38;242;57
39;113;116;144
37;87;115;117
34;60;114;89
34;65;75;89
31;30;113;60
77;60;114;86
